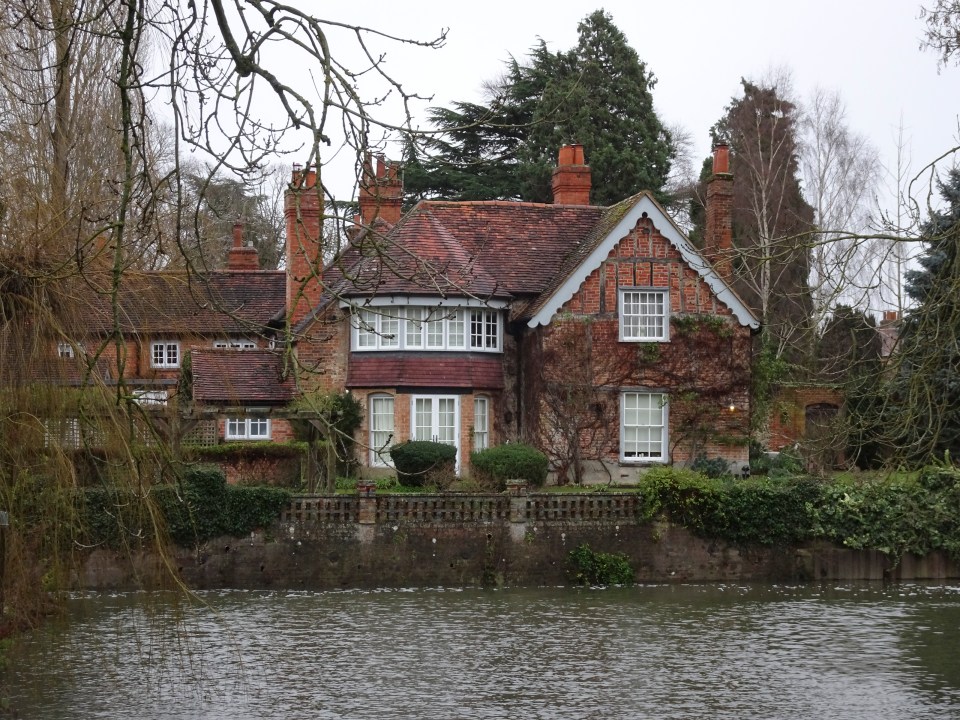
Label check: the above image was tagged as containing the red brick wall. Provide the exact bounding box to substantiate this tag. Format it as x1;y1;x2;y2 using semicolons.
525;217;752;467
768;386;844;451
295;309;350;393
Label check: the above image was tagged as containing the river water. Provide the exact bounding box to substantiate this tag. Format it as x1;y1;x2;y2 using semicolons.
4;583;960;719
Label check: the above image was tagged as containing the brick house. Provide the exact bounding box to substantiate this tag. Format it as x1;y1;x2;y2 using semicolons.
288;144;758;481
54;144;757;482
46;224;298;447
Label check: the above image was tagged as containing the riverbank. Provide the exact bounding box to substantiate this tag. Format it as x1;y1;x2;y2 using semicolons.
75;490;960;590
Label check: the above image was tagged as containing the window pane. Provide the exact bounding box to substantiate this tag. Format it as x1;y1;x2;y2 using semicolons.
474;397;489;451
406;308;423;347
370;396;395;466
357;310;377;348
621;291;666;340
426;312;444;348
380;312;399;347
485;312;498;349
414;398;432;440
622;392;666;460
249;418;269;438
437;398;456;444
448;310;465;348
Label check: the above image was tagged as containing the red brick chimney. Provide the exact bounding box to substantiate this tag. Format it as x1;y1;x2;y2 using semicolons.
551;144;592;205
285;165;324;327
705;144;734;280
226;221;260;271
359;154;403;226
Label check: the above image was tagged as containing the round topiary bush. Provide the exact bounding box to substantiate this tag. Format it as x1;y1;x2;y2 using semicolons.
470;443;548;490
388;440;457;487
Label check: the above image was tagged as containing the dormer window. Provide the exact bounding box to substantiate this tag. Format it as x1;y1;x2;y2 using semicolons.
620;289;669;342
57;342;75;359
151;341;180;368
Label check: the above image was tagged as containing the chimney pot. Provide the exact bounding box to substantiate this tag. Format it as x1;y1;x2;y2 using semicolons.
552;144;592;205
713;144;730;175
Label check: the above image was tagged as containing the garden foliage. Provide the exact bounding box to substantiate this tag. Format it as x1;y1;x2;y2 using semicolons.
388;440;457;488
566;543;633;585
470;443;549;489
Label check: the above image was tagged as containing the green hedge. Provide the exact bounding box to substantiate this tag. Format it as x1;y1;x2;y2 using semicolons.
470;443;549;489
82;466;290;548
637;466;960;563
388;441;457;487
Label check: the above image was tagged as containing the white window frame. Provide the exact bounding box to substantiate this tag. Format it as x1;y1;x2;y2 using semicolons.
351;306;501;353
151;340;181;368
225;417;271;440
619;289;669;342
620;391;668;463
412;395;461;472
134;390;167;406
369;394;395;467
213;339;256;350
473;396;490;451
57;342;75;358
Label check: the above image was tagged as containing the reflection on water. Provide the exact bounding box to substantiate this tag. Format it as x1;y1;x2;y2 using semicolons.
5;584;960;719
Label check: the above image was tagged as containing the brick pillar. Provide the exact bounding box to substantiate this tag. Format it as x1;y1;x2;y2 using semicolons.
705;144;734;280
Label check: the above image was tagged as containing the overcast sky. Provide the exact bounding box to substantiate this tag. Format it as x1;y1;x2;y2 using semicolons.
299;1;957;212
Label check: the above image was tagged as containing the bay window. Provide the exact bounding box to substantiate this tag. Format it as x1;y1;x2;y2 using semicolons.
352;305;501;352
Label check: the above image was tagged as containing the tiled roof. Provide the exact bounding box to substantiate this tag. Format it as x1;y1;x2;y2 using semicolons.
27;355;116;386
86;271;286;336
319;201;606;321
347;354;504;390
190;349;296;404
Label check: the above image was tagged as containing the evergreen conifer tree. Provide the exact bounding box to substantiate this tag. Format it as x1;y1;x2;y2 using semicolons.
404;11;674;205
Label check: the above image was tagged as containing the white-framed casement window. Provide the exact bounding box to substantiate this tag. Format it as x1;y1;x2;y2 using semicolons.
351;306;500;352
57;342;75;358
369;394;395;466
354;309;400;349
469;310;500;350
226;417;271;440
473;396;490;451
621;391;668;463
620;289;669;342
134;390;168;406
213;339;256;350
151;341;180;368
412;395;459;446
44;418;81;448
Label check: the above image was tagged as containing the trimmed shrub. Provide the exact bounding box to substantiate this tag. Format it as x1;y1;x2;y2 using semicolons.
388;441;457;487
567;543;633;585
470;443;549;490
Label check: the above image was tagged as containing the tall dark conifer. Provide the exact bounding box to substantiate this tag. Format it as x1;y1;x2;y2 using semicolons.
404;10;674;205
710;79;815;361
